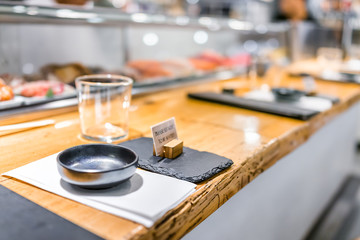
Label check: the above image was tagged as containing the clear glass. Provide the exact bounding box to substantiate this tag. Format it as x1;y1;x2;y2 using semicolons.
76;74;133;143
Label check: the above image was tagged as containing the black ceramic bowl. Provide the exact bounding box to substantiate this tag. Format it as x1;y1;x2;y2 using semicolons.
57;144;138;189
272;87;306;102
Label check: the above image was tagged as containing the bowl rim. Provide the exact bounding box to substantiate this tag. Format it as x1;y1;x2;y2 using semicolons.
57;144;139;174
271;87;306;97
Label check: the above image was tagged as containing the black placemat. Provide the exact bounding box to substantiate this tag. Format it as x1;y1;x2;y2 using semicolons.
120;137;233;183
0;185;103;240
290;72;360;84
188;92;320;120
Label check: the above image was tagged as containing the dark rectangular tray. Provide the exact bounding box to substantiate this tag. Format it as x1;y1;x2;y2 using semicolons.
188;92;320;120
0;185;102;240
120;137;233;183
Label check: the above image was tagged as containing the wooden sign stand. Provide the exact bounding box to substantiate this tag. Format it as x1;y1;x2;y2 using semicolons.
153;139;183;159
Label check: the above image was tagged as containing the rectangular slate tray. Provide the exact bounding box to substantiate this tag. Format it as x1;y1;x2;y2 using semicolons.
0;185;103;240
188;92;320;120
120;137;233;183
290;72;360;84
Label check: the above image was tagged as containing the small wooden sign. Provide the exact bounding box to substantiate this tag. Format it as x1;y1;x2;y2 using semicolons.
151;117;178;156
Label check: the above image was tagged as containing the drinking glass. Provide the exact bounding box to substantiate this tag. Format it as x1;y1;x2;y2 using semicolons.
76;74;133;143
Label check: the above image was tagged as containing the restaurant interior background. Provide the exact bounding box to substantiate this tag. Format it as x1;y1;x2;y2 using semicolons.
1;0;360;239
0;0;357;109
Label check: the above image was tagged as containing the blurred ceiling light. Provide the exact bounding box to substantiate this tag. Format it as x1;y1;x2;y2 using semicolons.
228;19;252;31
22;63;34;75
143;33;159;46
187;0;199;4
243;40;258;53
193;30;208;45
112;0;126;8
198;17;212;27
56;9;97;19
131;13;149;23
87;17;104;23
255;24;268;34
12;5;26;13
27;7;39;16
199;17;220;31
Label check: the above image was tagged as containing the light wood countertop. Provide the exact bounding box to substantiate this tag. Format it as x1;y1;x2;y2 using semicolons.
1;74;360;239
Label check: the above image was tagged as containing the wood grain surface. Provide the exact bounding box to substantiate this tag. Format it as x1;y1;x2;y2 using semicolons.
1;73;360;240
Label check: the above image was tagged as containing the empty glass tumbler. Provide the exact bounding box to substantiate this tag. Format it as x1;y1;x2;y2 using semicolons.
76;74;133;143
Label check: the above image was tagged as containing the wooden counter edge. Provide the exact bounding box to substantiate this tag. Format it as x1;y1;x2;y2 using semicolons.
129;93;360;240
1;80;360;240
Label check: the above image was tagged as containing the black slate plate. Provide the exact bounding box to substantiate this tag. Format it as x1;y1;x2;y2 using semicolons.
188;92;320;120
0;185;103;240
119;137;233;183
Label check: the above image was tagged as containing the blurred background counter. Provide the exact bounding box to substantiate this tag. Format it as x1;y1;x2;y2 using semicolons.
0;0;358;120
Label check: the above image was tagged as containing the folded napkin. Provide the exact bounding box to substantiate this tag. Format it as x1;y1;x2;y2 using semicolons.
3;154;196;227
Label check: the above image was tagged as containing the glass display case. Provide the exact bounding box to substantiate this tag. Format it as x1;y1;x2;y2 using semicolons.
0;1;289;117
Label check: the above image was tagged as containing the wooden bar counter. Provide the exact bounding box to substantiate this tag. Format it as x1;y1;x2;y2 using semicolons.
1;74;360;239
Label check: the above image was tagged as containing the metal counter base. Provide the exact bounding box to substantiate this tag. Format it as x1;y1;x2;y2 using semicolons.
184;103;359;240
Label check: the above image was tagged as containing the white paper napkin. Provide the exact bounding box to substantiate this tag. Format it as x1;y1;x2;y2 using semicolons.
244;90;333;112
2;154;196;227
